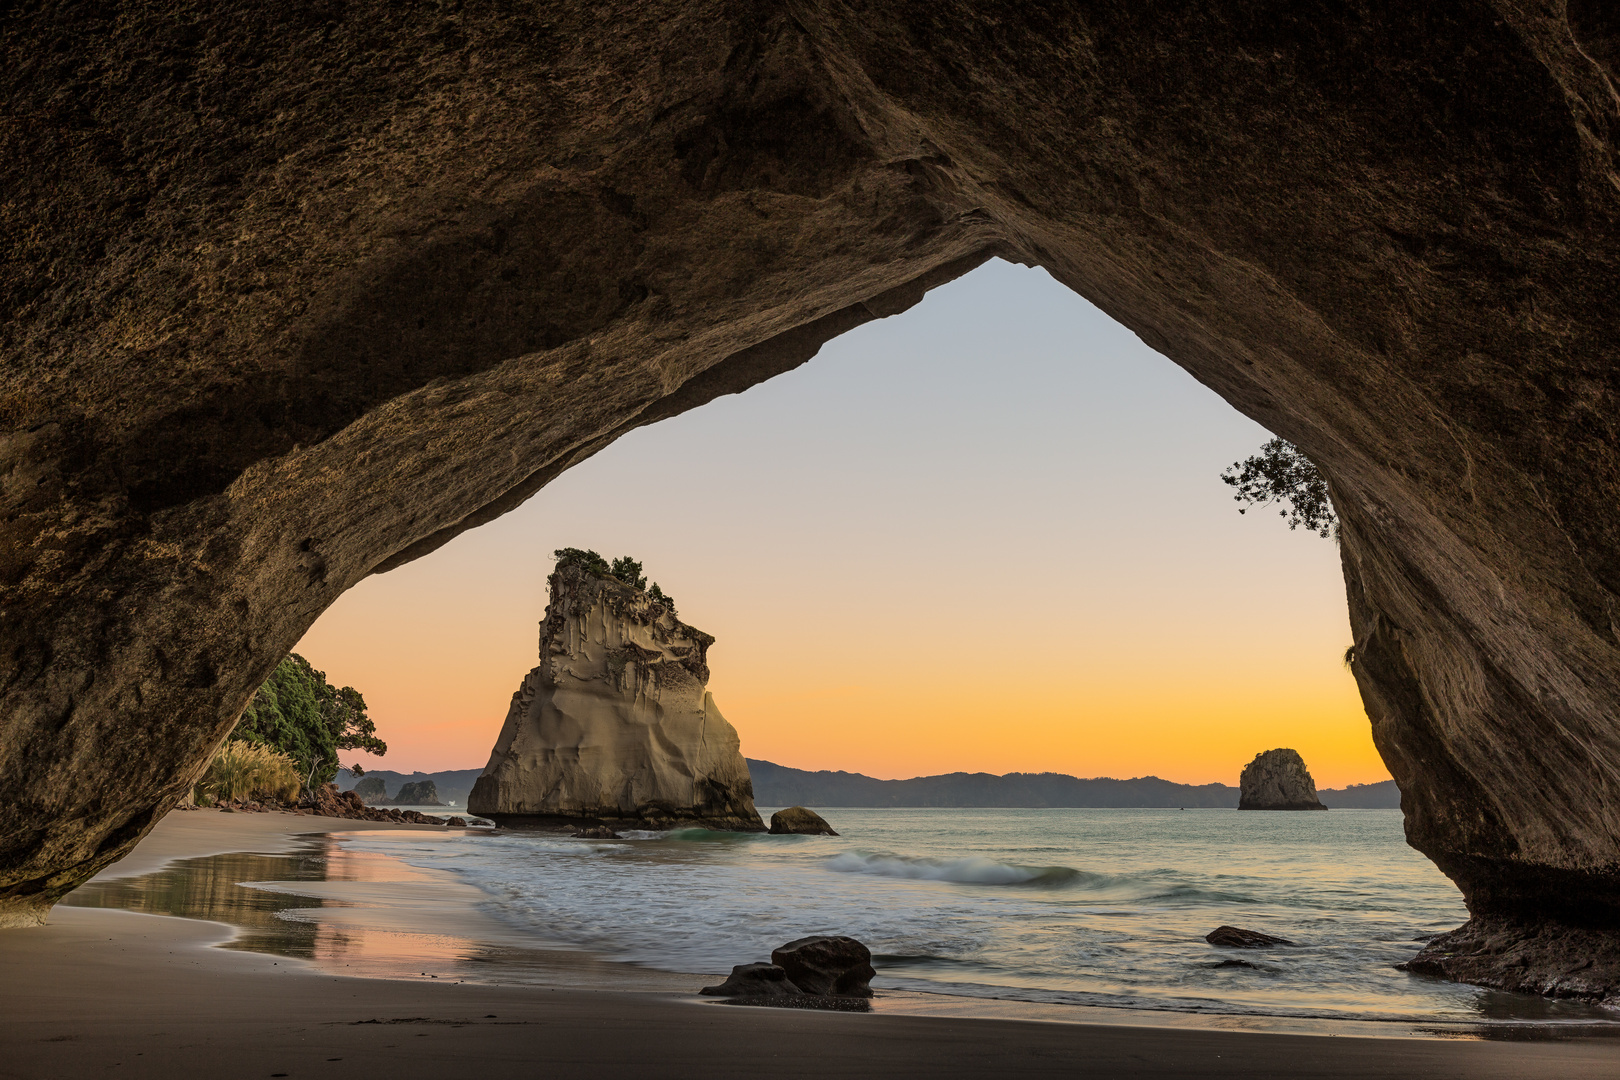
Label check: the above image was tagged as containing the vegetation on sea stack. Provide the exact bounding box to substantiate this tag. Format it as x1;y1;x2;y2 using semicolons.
554;548;678;615
233;653;386;787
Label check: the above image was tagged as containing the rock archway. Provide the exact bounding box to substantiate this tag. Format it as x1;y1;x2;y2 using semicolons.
3;0;1619;995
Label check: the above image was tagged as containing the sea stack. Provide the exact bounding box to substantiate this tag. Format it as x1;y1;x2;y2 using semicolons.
1238;748;1328;811
469;554;765;831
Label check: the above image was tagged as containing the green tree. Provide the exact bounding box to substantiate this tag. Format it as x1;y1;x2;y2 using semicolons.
554;547;677;615
553;547;610;576
234;654;386;787
1220;438;1338;539
647;581;677;616
610;556;647;590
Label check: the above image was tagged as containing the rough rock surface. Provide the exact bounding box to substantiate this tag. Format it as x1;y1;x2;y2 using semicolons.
769;936;876;998
300;783;442;826
1206;926;1295;949
352;776;387;805
768;806;839;836
467;560;764;831
700;963;801;998
2;3;1619;1001
1238;750;1328;811
1397;917;1620;1008
391;780;441;806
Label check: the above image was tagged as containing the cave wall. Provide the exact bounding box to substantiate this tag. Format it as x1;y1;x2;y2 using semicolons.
3;0;1619;927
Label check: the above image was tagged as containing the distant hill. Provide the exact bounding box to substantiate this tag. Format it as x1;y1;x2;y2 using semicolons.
1317;780;1404;809
746;759;1401;810
336;761;1402;811
336;767;483;807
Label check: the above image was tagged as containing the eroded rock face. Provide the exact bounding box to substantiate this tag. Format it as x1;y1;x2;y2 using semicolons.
1238;749;1328;811
0;2;1618;1000
467;561;764;831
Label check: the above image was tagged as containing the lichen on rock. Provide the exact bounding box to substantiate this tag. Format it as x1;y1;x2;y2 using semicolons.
1238;749;1328;811
467;558;764;831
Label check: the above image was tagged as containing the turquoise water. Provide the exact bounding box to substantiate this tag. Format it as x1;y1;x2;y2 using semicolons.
338;807;1614;1025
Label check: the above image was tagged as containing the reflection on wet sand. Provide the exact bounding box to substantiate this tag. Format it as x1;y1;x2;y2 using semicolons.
64;833;699;992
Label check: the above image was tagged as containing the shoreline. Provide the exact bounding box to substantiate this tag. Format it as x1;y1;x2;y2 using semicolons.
2;812;1617;1078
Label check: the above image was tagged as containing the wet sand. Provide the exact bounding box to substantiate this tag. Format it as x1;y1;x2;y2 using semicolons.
2;810;1616;1079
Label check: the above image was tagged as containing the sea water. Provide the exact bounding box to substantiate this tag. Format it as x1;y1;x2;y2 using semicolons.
336;807;1612;1026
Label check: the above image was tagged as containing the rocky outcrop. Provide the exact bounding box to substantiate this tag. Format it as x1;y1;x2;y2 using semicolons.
3;4;1620;1005
467;560;764;831
391;780;441;806
1397;917;1620;1009
1238;750;1328;811
769;807;839;835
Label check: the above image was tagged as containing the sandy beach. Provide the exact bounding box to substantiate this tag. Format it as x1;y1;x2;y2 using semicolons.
1;810;1616;1079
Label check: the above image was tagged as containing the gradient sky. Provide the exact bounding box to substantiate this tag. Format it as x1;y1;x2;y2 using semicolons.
296;259;1386;788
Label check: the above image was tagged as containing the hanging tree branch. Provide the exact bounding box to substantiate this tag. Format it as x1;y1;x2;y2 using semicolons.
1221;438;1338;539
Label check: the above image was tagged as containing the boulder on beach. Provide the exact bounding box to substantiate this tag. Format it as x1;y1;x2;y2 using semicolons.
699;963;801;997
572;825;622;839
1206;925;1295;948
770;936;876;997
768;806;838;836
1238;749;1328;811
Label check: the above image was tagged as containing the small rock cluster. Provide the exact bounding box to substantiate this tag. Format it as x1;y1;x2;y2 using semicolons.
186;783;469;826
701;935;875;1008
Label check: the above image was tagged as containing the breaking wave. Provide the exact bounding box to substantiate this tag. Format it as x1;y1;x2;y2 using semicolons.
825;851;1082;887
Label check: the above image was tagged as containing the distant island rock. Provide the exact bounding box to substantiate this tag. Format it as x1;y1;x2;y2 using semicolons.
353;776;387;804
1238;749;1328;811
392;779;442;806
769;806;838;835
336;767;482;808
468;553;765;831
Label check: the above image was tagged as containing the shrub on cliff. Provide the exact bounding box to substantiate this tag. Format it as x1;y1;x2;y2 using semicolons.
1221;438;1338;539
554;548;677;615
198;741;302;803
234;653;386;787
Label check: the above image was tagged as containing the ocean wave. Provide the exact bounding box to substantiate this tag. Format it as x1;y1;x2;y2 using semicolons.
825;852;1083;887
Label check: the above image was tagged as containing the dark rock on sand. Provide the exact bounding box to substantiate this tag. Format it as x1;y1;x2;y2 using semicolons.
572;825;622;839
445;817;468;828
700;964;801;998
770;936;876;998
768;807;839;836
1238;750;1327;811
1206;926;1295;948
1398;917;1620;1008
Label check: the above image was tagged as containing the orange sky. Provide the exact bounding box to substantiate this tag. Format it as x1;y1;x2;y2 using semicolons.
296;261;1388;790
